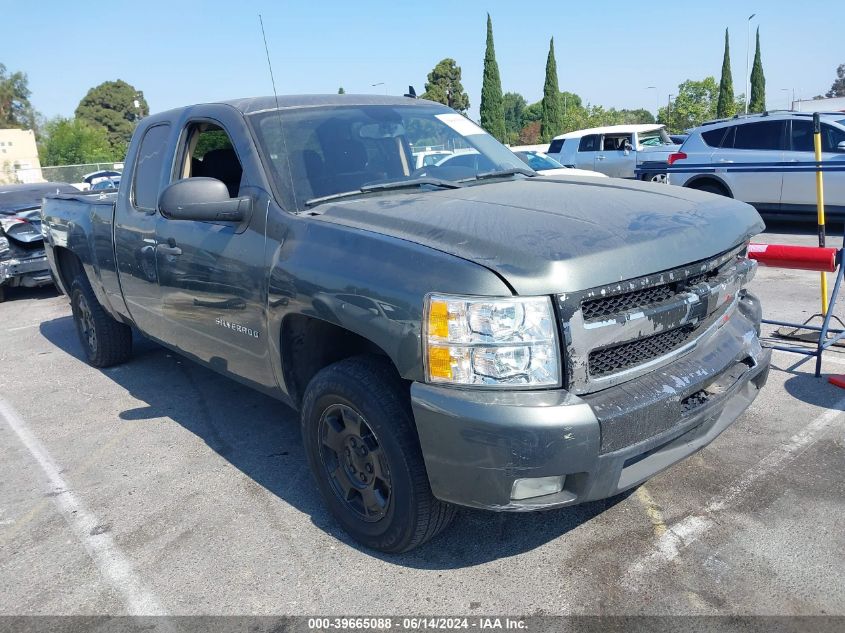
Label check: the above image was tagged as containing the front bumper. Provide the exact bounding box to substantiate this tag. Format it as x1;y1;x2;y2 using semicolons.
411;306;769;511
0;253;52;288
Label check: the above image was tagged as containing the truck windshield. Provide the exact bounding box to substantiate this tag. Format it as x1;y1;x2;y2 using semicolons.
249;104;529;211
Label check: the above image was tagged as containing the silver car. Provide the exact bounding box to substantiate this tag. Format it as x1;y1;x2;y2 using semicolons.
668;111;845;217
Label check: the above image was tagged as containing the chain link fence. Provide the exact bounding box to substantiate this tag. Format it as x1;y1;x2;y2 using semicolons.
38;162;125;185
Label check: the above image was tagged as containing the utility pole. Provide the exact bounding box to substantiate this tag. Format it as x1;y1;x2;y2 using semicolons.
745;13;756;114
667;94;673;130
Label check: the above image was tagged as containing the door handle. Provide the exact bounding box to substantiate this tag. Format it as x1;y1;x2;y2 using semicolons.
157;244;182;257
717;159;733;163
596;155;606;160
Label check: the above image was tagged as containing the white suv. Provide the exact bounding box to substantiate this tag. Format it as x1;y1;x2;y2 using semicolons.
668;112;845;217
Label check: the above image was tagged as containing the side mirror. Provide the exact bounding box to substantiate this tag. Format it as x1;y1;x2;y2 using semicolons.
158;177;251;222
837;141;845;153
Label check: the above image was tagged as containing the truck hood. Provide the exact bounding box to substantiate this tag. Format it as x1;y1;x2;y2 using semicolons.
315;177;764;295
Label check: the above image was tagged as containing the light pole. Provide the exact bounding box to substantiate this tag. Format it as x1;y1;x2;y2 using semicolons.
667;94;673;130
646;86;658;119
745;13;756;114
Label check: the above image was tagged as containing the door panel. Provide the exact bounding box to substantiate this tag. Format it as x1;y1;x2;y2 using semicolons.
781;121;845;212
114;123;170;336
715;121;786;208
153;113;275;389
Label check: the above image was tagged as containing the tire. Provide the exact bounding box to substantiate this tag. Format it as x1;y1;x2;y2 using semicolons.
642;173;667;184
69;271;132;367
692;181;730;197
301;355;455;553
0;284;5;303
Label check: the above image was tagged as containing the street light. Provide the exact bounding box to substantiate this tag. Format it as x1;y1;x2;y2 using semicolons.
646;86;658;119
371;82;387;95
745;13;756;114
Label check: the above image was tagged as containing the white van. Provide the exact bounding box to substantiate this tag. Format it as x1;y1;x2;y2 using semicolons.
546;124;678;182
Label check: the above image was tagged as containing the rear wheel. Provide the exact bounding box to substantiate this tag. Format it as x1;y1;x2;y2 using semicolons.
301;356;455;553
70;272;132;367
643;173;668;184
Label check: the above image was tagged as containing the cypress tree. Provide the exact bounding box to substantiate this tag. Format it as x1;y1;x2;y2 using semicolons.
540;38;563;143
748;27;766;113
716;28;735;119
480;14;506;141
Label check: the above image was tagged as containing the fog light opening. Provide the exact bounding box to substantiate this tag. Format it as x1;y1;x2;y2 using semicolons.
510;476;564;500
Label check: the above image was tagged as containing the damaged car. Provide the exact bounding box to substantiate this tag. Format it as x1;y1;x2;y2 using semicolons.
0;182;77;301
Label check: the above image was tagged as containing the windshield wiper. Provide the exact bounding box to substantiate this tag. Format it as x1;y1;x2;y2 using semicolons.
361;177;463;192
461;167;537;183
305;178;462;208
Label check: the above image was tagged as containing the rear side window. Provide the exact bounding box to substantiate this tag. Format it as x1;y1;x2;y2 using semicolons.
732;121;785;151
548;139;564;154
790;120;814;152
822;125;845;153
132;124;171;210
701;127;728;148
578;135;600;152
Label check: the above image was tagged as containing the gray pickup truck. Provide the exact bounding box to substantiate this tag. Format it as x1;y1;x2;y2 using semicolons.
41;95;770;553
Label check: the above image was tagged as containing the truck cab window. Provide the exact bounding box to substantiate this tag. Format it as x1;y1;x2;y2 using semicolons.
132;123;171;211
181;123;244;197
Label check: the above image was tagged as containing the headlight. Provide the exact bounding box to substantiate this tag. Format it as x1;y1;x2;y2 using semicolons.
424;294;560;387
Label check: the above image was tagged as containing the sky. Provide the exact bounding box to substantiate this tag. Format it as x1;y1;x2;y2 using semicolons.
4;0;842;123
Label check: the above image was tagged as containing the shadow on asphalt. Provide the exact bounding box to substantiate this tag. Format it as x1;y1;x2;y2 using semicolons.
2;285;60;302
38;314;623;568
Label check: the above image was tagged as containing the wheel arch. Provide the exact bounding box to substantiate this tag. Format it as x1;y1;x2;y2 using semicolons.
684;174;734;197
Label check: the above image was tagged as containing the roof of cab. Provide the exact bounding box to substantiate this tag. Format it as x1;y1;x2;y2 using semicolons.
552;123;665;141
222;94;433;114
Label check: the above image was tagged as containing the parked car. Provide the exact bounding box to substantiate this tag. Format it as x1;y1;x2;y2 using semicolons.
0;182;77;301
510;149;608;178
82;170;122;187
411;149;453;169
546;124;679;182
42;94;768;552
668;112;845;218
90;178;120;191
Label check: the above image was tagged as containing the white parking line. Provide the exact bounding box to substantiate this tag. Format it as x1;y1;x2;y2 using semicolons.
0;398;168;616
5;323;40;332
623;394;845;588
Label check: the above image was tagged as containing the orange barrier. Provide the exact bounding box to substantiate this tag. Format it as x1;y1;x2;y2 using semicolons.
748;243;838;273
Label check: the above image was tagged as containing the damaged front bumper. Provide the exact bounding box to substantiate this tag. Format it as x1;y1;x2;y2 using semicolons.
0;252;52;288
411;301;770;511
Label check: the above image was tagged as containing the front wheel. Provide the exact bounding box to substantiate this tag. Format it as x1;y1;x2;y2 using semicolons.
301;356;455;553
70;272;132;367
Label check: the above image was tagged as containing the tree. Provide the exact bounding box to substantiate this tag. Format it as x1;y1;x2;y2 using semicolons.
0;64;36;130
479;14;506;142
38;117;115;166
748;28;766;113
540;38;563;142
338;86;345;94
502;92;526;144
657;77;719;133
75;80;149;157
421;59;469;113
827;64;845;98
716;28;736;119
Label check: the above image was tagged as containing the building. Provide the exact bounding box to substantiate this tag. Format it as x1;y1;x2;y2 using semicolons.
0;128;43;184
792;96;845;113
